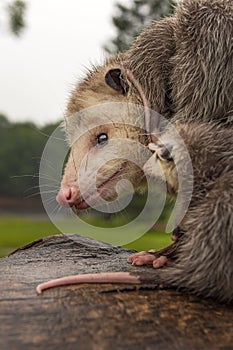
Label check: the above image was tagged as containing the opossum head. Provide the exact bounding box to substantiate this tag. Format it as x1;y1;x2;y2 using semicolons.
57;56;152;210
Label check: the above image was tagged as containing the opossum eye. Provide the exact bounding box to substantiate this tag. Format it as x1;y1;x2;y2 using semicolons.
97;133;108;145
105;69;128;95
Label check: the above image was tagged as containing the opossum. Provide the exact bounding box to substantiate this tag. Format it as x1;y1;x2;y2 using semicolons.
37;121;233;302
37;0;233;301
58;0;233;210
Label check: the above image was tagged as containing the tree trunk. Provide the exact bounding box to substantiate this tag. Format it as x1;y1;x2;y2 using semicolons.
0;234;232;350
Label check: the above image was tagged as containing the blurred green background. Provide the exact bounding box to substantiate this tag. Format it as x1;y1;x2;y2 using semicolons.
0;0;175;257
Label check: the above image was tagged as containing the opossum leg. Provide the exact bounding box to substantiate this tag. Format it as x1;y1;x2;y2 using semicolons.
148;142;173;162
127;241;179;267
128;251;168;268
163;172;233;302
128;251;160;266
152;256;168;268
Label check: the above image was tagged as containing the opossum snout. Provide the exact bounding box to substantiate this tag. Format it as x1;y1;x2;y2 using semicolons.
56;185;80;208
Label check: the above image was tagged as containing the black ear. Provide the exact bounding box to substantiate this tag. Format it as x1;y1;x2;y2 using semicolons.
105;69;128;94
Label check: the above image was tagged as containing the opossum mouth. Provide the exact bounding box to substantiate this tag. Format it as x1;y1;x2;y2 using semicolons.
74;169;123;210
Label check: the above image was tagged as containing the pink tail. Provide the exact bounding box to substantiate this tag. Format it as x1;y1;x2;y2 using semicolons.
36;272;141;294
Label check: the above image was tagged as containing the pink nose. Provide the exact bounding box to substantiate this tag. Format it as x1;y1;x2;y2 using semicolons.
56;186;80;207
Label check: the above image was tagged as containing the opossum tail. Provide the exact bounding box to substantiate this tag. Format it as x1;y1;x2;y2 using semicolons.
36;272;146;294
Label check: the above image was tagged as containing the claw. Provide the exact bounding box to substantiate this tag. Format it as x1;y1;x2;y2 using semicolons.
128;250;168;268
153;256;168;268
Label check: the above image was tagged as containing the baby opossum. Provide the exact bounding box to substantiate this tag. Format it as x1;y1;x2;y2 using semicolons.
57;0;233;209
37;122;233;302
37;0;233;301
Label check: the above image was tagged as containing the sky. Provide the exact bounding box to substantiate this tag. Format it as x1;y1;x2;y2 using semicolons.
0;0;121;125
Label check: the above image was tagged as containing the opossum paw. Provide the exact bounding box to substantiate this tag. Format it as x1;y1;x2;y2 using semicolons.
128;250;168;268
172;227;184;242
127;250;159;267
152;255;168;268
171;233;178;241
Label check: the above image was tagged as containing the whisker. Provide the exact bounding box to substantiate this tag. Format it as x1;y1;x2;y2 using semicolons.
57;205;64;214
38;189;58;195
48;202;62;216
25;189;58;199
40;158;64;177
11;173;61;185
24;184;59;193
11;174;39;179
38;173;61;184
43;197;58;205
34;124;65;142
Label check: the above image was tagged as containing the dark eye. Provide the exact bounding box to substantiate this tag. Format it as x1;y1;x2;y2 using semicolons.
97;133;108;145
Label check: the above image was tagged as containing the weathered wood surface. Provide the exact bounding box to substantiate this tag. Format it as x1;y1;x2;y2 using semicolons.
0;234;232;350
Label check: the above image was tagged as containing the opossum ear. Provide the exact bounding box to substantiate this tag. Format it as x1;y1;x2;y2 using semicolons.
105;69;128;95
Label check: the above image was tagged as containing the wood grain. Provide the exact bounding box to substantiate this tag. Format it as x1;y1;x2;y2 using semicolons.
0;234;232;350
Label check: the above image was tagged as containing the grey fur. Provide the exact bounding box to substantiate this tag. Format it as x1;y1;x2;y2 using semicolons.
146;121;233;302
126;0;233;124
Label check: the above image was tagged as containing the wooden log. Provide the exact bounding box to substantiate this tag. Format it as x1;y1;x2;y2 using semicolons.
0;234;232;350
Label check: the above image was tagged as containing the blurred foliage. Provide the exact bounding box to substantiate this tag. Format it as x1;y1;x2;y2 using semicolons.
0;114;60;198
104;0;175;54
0;214;172;257
7;0;26;36
0;215;60;256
